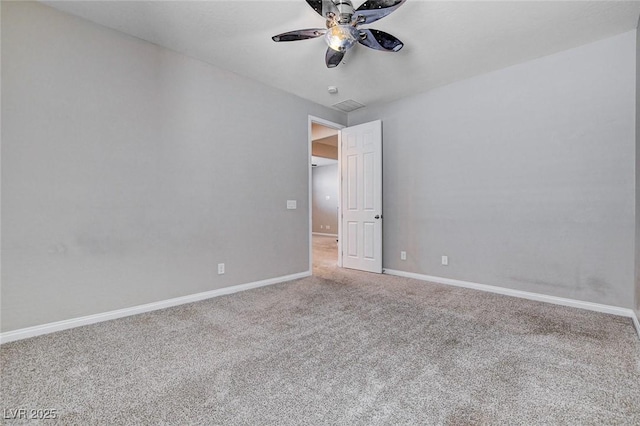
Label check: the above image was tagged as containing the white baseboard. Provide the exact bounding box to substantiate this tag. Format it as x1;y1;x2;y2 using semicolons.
312;232;338;237
0;271;311;344
384;269;639;327
632;311;640;340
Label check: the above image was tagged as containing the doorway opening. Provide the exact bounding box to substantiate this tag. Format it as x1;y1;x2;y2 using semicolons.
308;116;344;273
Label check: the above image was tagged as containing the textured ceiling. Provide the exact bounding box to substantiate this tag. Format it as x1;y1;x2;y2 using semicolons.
43;1;640;110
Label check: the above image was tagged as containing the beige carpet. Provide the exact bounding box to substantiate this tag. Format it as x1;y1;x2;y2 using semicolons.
1;235;639;424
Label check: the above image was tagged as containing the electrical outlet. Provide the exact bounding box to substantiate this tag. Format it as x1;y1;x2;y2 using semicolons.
326;225;330;230
400;251;407;260
441;256;448;266
218;263;225;274
320;225;324;229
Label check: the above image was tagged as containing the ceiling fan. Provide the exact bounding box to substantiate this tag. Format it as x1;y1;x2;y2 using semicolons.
272;0;406;68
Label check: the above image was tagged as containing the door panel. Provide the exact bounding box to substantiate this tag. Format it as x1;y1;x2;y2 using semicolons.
347;155;358;209
341;120;382;273
347;222;358;257
364;152;374;209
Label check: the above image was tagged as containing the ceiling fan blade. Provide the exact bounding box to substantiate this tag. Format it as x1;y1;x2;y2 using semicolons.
272;28;327;42
358;29;403;51
353;0;406;25
306;0;339;19
325;47;345;68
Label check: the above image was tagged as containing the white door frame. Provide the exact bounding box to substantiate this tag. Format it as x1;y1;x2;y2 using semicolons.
308;115;345;271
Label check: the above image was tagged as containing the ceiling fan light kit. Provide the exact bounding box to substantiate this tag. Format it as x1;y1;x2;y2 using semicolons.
326;25;360;52
272;0;406;68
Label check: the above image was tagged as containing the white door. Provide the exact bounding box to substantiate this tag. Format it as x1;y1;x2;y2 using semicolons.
340;120;382;273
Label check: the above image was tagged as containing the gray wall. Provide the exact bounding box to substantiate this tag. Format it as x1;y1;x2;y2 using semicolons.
636;24;640;319
312;164;339;234
350;31;636;308
1;2;346;332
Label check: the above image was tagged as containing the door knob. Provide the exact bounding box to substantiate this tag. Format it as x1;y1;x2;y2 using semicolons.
374;215;381;219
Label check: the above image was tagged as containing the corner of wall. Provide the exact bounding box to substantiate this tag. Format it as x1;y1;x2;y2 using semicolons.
635;17;640;322
635;21;640;324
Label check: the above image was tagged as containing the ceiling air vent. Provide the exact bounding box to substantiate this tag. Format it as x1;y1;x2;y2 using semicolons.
332;99;365;113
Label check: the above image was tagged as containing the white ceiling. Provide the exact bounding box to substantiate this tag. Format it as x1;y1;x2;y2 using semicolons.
43;0;640;110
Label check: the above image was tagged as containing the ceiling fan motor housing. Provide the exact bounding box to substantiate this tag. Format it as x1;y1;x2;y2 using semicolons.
333;0;355;24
